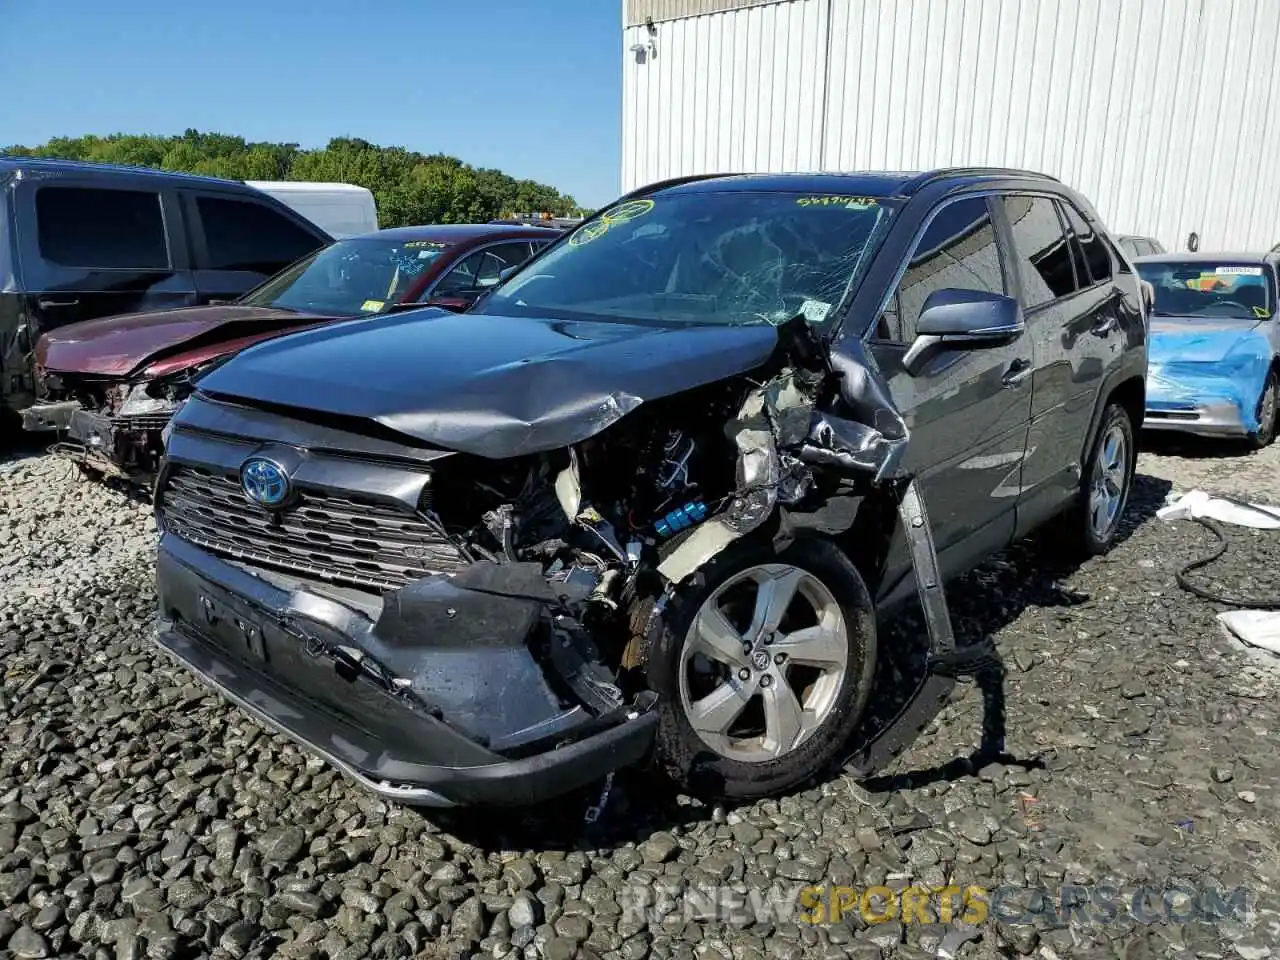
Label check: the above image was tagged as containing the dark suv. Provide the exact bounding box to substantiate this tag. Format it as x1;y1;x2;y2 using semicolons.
152;168;1147;808
0;157;331;425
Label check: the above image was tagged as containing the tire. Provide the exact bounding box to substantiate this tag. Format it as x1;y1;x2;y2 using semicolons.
1060;402;1136;558
634;534;878;802
1248;369;1278;450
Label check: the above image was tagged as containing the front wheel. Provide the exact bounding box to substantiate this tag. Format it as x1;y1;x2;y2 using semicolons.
1249;369;1277;449
635;535;878;802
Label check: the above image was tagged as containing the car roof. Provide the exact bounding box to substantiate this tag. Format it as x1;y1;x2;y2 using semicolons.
353;223;564;243
1134;251;1275;264
628;167;1063;201
0;154;246;188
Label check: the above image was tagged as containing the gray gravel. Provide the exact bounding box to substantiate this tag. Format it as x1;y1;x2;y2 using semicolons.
3;438;1280;960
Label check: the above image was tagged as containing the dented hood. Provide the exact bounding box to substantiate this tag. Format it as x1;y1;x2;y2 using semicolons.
37;304;336;378
193;308;783;457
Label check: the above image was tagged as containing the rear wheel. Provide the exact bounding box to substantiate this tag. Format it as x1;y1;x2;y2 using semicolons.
636;535;878;801
1249;369;1277;449
1059;402;1136;558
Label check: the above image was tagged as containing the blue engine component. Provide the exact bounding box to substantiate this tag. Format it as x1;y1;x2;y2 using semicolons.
654;501;708;539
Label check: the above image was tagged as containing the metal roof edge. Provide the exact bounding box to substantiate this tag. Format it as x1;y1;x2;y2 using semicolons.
624;0;790;28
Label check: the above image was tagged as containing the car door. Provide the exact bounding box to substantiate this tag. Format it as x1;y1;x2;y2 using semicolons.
1013;198;1124;531
7;178;196;409
865;194;1033;588
992;193;1100;532
14;178;196;329
182;190;329;303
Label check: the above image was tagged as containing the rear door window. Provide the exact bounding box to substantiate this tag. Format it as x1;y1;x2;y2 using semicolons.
194;195;325;274
35;186;170;269
998;195;1078;307
1059;202;1113;286
431;241;537;297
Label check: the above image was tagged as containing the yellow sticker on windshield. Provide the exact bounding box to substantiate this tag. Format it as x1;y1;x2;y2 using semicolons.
1254;306;1272;318
602;198;655;223
360;299;385;312
797;195;879;210
569;220;610;246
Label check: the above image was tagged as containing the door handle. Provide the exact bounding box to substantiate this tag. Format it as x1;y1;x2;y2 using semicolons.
1092;315;1117;335
37;298;80;309
1002;359;1032;388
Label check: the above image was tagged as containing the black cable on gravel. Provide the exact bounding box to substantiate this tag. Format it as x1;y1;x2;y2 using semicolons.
1175;496;1280;608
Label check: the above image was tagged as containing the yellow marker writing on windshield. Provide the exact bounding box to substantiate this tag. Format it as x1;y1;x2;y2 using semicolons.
797;195;879;209
569;220;610;246
601;198;655;223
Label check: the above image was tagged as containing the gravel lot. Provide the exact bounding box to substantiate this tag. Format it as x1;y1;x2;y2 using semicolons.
3;437;1280;960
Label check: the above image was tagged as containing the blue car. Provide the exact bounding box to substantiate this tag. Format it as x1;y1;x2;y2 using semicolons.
1135;251;1280;448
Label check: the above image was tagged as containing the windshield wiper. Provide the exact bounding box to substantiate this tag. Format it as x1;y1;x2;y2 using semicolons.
381;302;435;314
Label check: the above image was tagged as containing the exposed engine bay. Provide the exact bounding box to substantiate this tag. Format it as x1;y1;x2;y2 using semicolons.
28;366;200;480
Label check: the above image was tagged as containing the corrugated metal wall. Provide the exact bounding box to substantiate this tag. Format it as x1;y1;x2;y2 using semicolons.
621;0;1280;251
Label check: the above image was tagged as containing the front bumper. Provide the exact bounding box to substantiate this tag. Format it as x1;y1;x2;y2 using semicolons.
20;400;81;433
44;408;173;479
153;534;658;807
1143;399;1251;438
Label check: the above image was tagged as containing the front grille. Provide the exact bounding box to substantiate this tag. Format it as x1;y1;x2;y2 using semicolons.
159;465;468;591
115;414;172;432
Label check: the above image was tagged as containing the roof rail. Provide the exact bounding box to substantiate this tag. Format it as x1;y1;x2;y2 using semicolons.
901;166;1061;194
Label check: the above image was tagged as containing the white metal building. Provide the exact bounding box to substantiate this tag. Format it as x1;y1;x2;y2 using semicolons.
621;0;1280;252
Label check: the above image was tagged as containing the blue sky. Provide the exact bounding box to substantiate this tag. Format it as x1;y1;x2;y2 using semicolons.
0;0;623;207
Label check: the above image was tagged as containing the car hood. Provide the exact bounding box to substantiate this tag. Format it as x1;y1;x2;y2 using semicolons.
194;308;785;458
1149;316;1270;365
37;304;337;378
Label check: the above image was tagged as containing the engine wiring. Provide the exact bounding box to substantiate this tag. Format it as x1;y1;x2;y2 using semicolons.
1175;493;1280;609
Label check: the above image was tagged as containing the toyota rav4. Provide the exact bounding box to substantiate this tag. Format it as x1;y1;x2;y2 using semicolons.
151;169;1147;808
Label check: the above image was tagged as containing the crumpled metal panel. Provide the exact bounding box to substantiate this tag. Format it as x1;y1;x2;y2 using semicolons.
193;309;786;459
1147;325;1273;433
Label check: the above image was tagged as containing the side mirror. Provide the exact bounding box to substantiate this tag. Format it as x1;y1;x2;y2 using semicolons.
902;288;1024;376
498;265;521;283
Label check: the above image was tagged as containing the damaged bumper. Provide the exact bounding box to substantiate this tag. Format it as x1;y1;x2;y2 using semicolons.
48;407;172;479
20;400;81;433
1143;398;1251;437
153;534;659;807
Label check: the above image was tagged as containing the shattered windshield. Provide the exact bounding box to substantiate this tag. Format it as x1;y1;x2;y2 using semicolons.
482;191;897;328
1136;261;1275;321
240;237;453;316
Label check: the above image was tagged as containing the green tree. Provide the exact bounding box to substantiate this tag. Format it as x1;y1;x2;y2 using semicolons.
0;131;581;227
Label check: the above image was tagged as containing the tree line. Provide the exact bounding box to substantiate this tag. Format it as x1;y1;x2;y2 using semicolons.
2;130;587;226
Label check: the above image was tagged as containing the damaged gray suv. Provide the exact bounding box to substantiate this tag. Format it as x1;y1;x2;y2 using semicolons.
152;169;1147;808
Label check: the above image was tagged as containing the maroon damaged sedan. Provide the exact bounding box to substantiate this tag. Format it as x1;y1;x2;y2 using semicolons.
22;222;562;482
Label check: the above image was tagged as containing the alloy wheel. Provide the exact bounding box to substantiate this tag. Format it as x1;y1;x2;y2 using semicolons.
677;563;848;763
1089;423;1128;540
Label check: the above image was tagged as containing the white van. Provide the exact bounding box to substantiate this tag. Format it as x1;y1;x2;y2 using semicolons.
244;181;378;239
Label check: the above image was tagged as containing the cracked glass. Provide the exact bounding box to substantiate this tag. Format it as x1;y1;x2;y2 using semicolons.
483;192;898;329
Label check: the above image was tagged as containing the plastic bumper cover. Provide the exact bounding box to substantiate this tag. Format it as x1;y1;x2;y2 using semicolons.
1143;398;1251;437
153;534;659;807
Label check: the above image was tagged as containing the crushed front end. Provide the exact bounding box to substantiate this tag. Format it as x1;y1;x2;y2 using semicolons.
1144;326;1273;439
27;369;195;482
152;318;977;806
